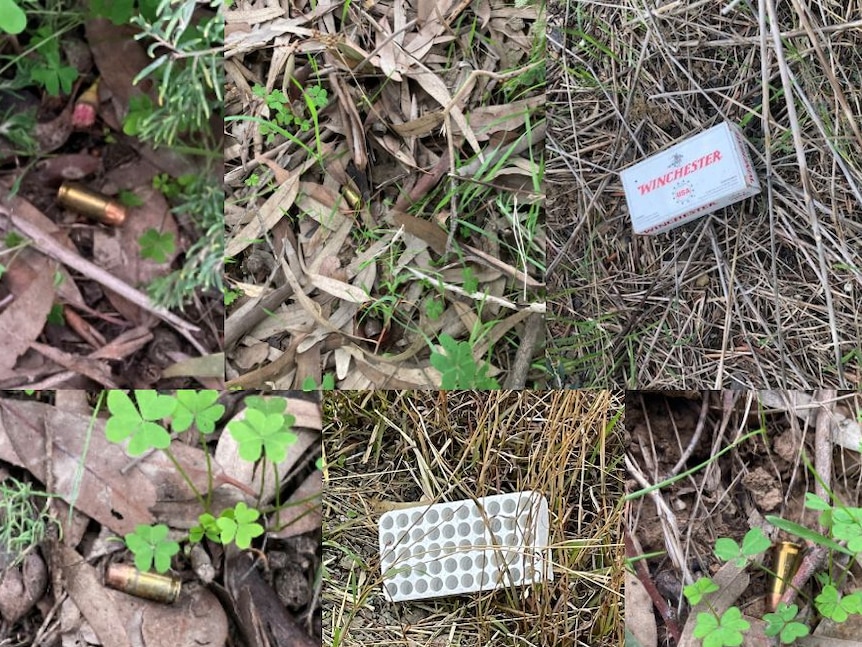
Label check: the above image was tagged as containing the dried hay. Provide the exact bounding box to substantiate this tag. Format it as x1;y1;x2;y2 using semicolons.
547;0;862;388
322;390;623;647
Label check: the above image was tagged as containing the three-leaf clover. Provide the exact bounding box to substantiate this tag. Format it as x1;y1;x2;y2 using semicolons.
227;405;297;463
431;334;500;389
714;528;771;567
124;524;179;573
829;506;862;552
683;577;719;606
172;390;225;434
815;584;862;622
105;390;176;455
693;607;750;647
216;502;264;549
763;603;809;644
139;228;176;263
189;513;220;543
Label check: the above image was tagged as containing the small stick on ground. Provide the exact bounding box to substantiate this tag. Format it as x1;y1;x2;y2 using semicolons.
625;529;682;645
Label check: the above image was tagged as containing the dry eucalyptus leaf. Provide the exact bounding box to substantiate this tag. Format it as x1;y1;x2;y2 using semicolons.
0;552;48;624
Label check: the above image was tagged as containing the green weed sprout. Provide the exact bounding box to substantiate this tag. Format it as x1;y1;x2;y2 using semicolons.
0;476;57;568
0;0;26;35
763;603;809;644
693;607;749;647
124;523;179;573
431;334;499;389
104;391;300;573
684;490;862;647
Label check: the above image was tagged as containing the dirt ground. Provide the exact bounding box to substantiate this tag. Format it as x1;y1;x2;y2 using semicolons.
625;390;862;647
321;390;624;647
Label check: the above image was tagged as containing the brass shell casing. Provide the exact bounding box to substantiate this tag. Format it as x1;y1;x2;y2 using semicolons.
57;182;126;226
767;541;801;611
105;563;181;604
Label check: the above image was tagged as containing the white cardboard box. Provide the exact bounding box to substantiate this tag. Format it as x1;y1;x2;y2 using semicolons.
620;121;760;234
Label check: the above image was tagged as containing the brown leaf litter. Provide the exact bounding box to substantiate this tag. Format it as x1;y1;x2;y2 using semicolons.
225;0;546;388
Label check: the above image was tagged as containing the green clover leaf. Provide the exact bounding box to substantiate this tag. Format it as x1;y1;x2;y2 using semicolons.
683;576;719;606
714;528;770;567
172;390;225;433
693;607;750;647
228;406;297;463
139;228;176;263
815;585;862;623
216;502;264;549
244;395;287;416
105;390;175;456
124;524;179;573
190;513;220;543
431;334;500;389
763;603;809;644
830;507;862;552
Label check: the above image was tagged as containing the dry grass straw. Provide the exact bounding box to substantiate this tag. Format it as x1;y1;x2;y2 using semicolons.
546;0;862;388
321;390;623;647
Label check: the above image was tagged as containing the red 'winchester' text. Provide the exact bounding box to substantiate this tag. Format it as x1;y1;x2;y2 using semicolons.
637;150;722;196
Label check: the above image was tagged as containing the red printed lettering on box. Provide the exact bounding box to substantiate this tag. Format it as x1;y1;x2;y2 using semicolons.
620;122;760;234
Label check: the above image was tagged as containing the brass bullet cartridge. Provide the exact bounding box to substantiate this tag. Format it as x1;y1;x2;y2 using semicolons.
105;563;181;604
767;541;801;611
57;182;126;226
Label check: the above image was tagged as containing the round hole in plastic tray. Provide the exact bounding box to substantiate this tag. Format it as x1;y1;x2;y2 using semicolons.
400;580;413;597
425;509;439;524
380;531;395;547
430;577;443;592
458;522;471;536
428;560;442;576
510;566;522;582
502;498;517;514
476;571;489;586
459;555;473;570
411;527;423;542
411;544;425;558
503;517;516;531
442;541;456;555
443;557;458;573
396;530;408;543
441;507;454;522
428;527;440;541
461;572;474;588
486;500;500;515
396;513;409;528
442;524;455;539
472;519;486;534
427;542;441;558
386;582;398;597
456;506;470;520
458;538;473;550
415;579;429;594
409;510;422;524
445;574;458;590
491;517;503;533
381;515;394;530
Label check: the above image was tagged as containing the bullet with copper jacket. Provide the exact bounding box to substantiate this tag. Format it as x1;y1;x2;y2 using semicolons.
57;182;126;226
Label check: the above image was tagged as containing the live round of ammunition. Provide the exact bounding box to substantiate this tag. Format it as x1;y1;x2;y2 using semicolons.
105;563;181;604
767;541;801;612
57;182;126;226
